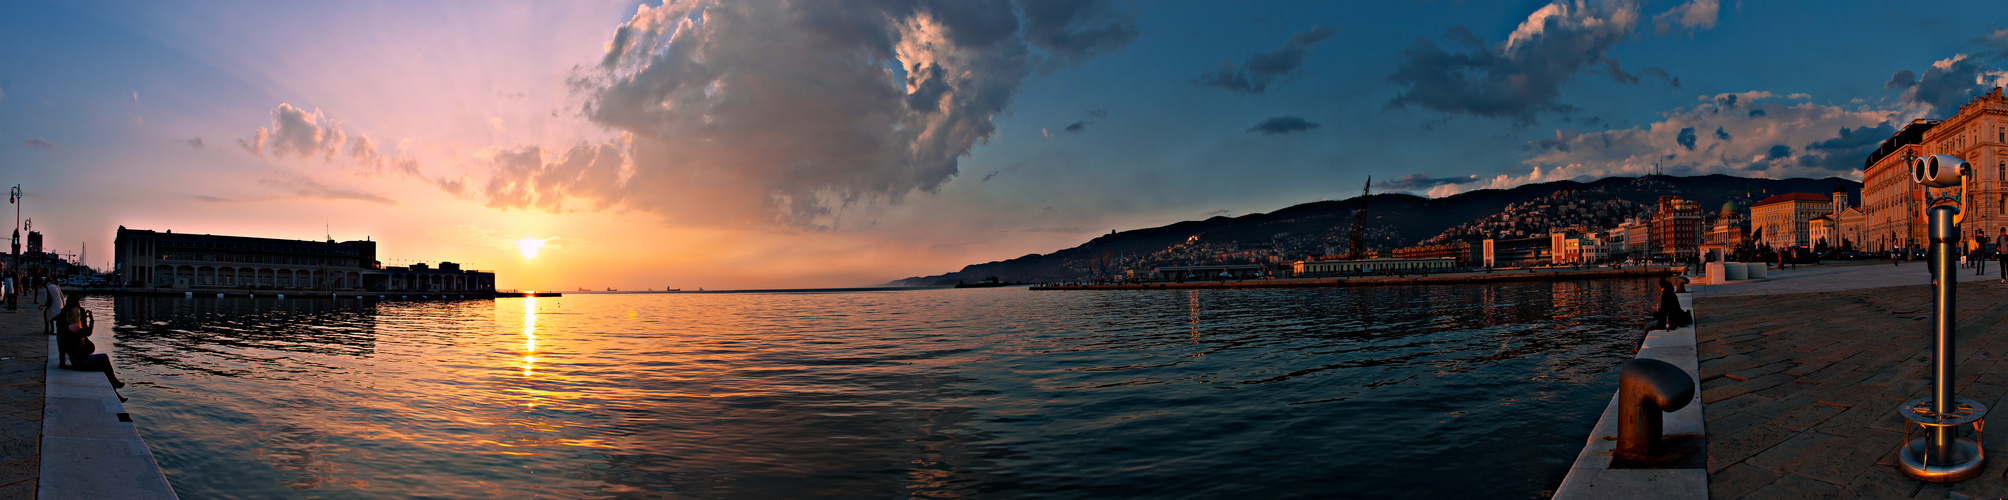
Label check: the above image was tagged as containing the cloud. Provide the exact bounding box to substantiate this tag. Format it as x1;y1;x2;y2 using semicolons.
1377;173;1479;193
1018;0;1140;68
555;0;1136;228
237;103;426;180
481;142;630;212
256;173;397;205
1247;115;1321;135
1193;25;1336;93
1390;0;1676;122
184;137;204;148
1886;54;1993;113
1434;91;1894;197
1650;0;1718;36
23;138;55;152
1713;126;1731;141
1061;108;1107;132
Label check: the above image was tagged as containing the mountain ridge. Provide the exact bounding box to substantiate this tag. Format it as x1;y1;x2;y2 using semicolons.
887;174;1861;286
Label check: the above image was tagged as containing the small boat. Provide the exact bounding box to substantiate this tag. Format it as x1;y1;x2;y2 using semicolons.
606;287;618;292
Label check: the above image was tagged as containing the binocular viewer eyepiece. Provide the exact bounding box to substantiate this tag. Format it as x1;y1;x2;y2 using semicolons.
1914;154;1969;188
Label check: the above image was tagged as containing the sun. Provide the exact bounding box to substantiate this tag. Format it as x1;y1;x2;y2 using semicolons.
517;238;546;259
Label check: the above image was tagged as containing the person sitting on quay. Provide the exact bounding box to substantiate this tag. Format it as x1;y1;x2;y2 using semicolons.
55;294;126;391
1644;278;1691;332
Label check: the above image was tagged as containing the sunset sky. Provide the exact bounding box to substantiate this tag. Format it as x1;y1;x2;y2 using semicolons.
4;0;2007;290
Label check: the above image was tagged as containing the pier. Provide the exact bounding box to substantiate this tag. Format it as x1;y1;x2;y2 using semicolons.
0;298;176;498
1559;261;2008;498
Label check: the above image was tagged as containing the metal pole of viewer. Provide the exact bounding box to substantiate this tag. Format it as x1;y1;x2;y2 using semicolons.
1897;154;1987;482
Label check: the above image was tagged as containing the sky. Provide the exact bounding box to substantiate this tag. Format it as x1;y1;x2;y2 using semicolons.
3;0;2007;290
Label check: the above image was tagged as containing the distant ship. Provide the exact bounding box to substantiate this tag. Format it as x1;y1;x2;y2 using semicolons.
606;287;618;292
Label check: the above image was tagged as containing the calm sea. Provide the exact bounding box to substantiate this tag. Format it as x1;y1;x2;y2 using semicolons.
87;279;1655;499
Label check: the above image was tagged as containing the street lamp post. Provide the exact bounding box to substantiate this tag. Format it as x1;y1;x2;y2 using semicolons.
8;185;18;277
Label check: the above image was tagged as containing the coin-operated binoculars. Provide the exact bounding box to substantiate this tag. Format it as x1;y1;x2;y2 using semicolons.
1898;154;1987;482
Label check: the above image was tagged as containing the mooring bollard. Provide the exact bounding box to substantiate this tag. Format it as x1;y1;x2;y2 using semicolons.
1616;358;1695;461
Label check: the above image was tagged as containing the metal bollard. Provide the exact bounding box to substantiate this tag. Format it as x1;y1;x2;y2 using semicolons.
1616;358;1695;461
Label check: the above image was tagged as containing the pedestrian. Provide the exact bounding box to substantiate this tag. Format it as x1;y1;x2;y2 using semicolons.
1;271;13;313
42;282;63;335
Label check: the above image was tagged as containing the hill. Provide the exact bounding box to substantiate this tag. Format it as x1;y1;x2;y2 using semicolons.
886;174;1861;286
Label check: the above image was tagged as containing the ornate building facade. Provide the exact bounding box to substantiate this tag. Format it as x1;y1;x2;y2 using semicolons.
1861;87;2008;251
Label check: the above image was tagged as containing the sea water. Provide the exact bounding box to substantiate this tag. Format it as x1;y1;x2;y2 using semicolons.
90;279;1654;499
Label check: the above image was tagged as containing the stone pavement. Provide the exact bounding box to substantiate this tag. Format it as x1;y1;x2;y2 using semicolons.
0;301;48;499
1694;259;2000;298
1697;275;2008;499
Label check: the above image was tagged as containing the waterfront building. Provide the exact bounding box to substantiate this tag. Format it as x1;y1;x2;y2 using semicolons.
1750;193;1831;249
1859;89;2008;252
1482;235;1554;267
1602;226;1630;261
1617;218;1653;259
1391;241;1481;266
1862;120;1937;252
1292;257;1457;275
113;227;495;292
1148;264;1269;280
1701;201;1750;261
1650;197;1703;262
1918;87;2008;246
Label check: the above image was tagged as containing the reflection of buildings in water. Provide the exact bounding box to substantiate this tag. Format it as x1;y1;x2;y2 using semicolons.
112;296;384;363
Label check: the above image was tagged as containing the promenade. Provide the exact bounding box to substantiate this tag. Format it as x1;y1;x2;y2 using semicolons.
0;305;46;498
0;295;176;499
1696;260;2008;498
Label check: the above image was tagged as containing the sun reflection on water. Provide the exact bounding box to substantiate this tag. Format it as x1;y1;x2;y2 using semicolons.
522;295;537;378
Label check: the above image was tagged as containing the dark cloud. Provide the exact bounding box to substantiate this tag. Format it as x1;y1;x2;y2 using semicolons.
566;0;1136;228
23;138;54;152
1377;173;1474;192
1677;127;1697;150
1193;25;1335;93
1247;116;1321;135
1806;122;1895;151
1388;2;1650;121
1888;56;1990;112
1713;93;1738;109
1019;0;1140;68
1886;69;1917;89
1062;108;1108;132
1748;109;1766;117
184;137;205;148
1714;126;1731;141
1765;144;1791;159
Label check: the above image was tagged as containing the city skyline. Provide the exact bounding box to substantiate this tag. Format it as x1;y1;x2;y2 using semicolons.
4;0;2008;289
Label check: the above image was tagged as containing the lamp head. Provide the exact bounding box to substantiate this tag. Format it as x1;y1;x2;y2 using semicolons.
1913;154;1968;188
